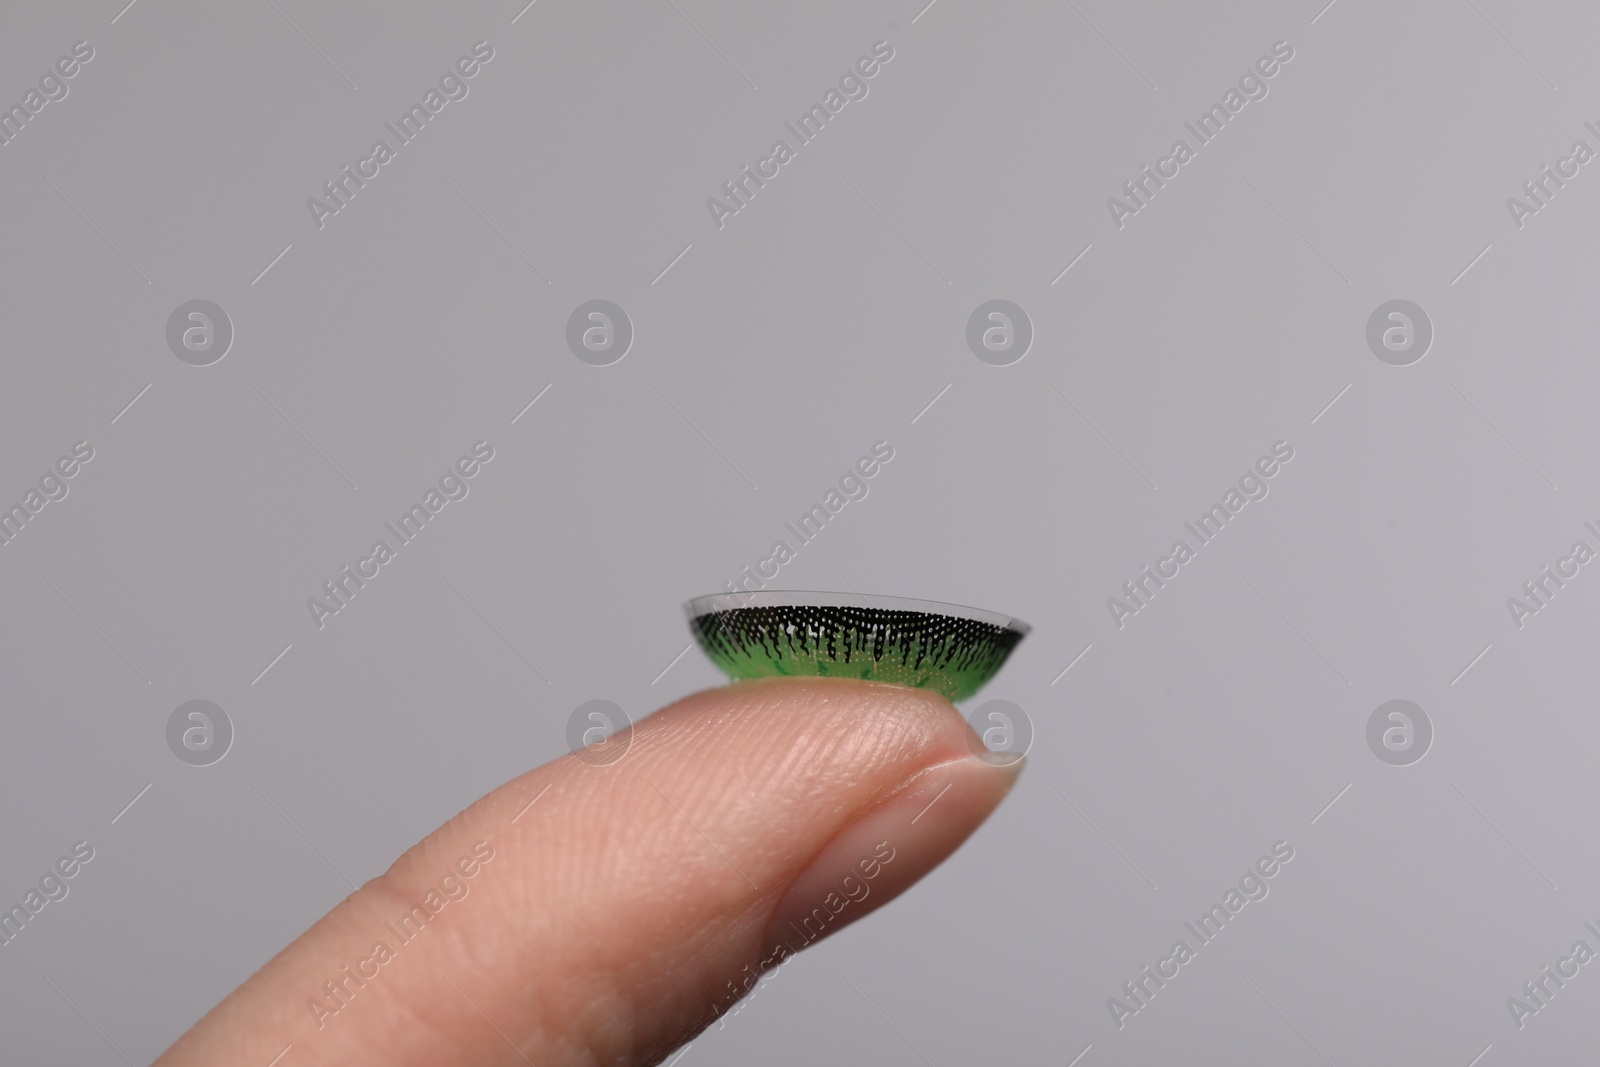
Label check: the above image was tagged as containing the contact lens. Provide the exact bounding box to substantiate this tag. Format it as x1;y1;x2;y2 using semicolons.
686;591;1029;701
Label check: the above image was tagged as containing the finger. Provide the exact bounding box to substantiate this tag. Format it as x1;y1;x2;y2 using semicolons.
154;677;1021;1067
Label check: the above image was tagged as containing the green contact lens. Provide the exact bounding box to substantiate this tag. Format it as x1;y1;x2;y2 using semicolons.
686;591;1029;702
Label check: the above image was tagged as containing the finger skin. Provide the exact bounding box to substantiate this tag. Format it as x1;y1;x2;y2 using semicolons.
153;678;1021;1067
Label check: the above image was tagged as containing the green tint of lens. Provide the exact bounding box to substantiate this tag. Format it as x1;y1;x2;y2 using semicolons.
686;591;1029;702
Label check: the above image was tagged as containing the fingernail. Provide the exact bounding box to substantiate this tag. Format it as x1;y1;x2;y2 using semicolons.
760;753;1023;958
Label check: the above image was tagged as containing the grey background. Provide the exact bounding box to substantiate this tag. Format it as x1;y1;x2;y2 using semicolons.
1;0;1594;1063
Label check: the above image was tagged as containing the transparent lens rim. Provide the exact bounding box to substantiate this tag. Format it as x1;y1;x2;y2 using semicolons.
684;590;1030;636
